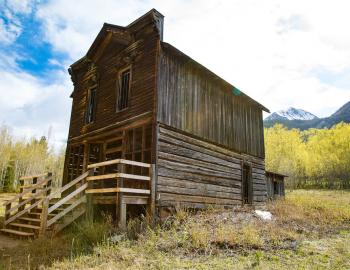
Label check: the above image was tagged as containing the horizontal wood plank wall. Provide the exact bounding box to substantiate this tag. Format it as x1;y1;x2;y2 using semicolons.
156;125;264;209
157;45;265;158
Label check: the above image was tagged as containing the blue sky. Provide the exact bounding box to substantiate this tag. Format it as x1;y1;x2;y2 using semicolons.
0;0;349;149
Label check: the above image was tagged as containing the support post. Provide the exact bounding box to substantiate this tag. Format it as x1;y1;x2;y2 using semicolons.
40;198;49;237
147;164;156;226
4;203;11;228
39;173;52;236
116;163;124;229
18;179;25;212
86;169;94;221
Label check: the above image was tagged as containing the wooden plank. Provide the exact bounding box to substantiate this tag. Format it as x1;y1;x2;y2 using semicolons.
158;159;239;180
120;159;151;168
157;185;242;200
20;173;47;180
87;173;118;181
87;159;151;169
19;217;41;222
48;183;88;214
158;166;241;188
86;188;119;194
47;196;86;227
87;173;150;181
158;151;236;174
158;192;240;205
0;228;34;237
118;173;150;181
122;196;148;205
157;176;241;194
10;223;41;230
86;187;150;194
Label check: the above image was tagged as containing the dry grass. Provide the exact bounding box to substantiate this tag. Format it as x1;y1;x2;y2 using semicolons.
1;190;350;269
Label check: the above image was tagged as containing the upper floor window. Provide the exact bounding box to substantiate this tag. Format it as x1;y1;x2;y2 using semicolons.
86;87;97;123
117;69;131;111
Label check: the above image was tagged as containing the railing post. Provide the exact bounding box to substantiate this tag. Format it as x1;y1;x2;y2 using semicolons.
46;172;52;196
86;169;94;221
40;197;49;236
30;176;38;206
117;163;124;229
18;178;25;212
148;164;156;226
4;203;11;228
39;172;52;236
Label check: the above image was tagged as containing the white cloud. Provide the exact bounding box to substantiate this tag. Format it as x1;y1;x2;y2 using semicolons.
0;68;72;149
32;0;350;117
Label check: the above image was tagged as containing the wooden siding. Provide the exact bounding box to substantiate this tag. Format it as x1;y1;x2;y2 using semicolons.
156;124;267;209
157;44;265;158
67;26;159;140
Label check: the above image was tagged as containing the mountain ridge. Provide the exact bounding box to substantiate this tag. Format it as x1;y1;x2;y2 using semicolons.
264;101;350;130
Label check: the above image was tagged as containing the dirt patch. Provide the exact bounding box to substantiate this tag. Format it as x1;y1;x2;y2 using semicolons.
0;234;24;250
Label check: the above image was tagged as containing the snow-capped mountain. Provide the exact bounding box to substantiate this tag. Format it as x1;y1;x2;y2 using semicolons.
264;102;350;130
265;107;318;121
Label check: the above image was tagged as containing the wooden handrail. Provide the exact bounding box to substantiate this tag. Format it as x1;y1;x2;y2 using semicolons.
3;177;51;206
87;173;150;181
20;173;48;180
48;183;87;214
47;195;87;227
5;187;51;215
86;187;150;194
87;159;150;169
47;171;89;200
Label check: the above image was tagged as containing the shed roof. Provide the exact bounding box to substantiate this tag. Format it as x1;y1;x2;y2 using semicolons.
266;171;288;178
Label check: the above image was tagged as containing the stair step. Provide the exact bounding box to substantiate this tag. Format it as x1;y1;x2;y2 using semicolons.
19;217;41;222
29;212;55;217
1;228;34;237
10;223;41;230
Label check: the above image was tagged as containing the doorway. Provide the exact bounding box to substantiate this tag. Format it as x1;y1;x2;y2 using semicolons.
242;163;252;204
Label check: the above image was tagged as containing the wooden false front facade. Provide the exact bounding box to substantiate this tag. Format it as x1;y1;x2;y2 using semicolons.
63;9;270;224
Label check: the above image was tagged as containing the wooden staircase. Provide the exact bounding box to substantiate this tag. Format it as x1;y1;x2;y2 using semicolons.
1;172;89;238
1;159;154;238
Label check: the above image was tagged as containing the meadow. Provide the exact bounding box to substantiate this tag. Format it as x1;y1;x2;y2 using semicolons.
1;189;350;269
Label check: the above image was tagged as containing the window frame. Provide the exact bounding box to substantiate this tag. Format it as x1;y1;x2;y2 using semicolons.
85;86;97;124
116;66;132;112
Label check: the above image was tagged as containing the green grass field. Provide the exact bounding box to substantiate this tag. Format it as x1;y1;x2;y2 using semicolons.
1;190;350;269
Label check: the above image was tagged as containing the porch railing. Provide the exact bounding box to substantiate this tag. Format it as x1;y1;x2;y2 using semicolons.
3;173;52;226
85;159;152;195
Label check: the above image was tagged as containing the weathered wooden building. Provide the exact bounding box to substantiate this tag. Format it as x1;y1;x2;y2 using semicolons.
64;8;270;218
266;171;286;200
1;9;271;238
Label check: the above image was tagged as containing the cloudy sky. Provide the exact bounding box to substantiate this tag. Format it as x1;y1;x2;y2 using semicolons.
1;0;350;148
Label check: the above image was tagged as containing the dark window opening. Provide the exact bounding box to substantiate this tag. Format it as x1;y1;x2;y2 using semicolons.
273;181;279;195
117;69;131;111
86;87;97;123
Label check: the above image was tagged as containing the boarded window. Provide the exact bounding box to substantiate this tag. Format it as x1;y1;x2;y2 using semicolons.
86;87;97;123
117;69;131;111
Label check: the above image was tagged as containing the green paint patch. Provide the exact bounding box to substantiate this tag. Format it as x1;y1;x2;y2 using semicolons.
232;87;241;96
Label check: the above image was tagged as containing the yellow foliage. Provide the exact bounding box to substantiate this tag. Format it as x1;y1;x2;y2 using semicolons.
265;123;350;188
